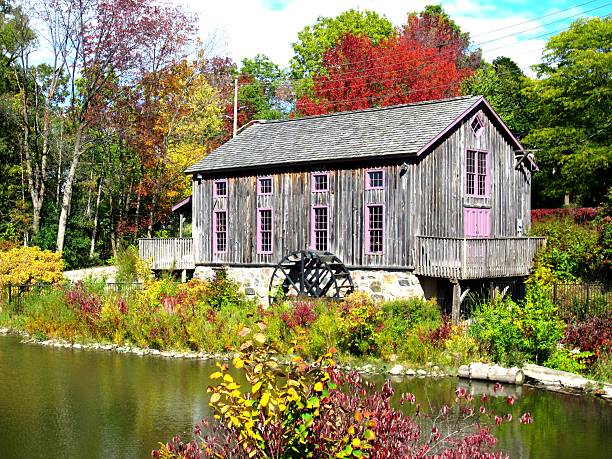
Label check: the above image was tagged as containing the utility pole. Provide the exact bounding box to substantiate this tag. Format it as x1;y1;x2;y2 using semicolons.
233;77;238;138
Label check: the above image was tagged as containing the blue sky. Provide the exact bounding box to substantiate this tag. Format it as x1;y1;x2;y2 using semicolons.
184;0;609;72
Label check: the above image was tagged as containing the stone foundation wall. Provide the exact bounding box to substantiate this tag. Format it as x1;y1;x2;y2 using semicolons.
349;270;424;302
194;266;424;304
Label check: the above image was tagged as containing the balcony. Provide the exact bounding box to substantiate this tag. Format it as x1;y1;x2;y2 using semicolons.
414;236;546;279
138;238;195;270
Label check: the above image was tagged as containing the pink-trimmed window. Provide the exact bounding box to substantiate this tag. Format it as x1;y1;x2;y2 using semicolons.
365;169;384;190
471;115;484;137
466;150;488;197
257;208;273;254
365;204;384;254
311;172;330;192
257;177;273;195
213;210;227;253
213;179;227;197
311;206;329;251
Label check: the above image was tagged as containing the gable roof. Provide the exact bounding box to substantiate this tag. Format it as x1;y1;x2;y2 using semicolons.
185;95;523;174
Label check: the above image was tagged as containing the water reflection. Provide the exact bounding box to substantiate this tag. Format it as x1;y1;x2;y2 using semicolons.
0;336;610;459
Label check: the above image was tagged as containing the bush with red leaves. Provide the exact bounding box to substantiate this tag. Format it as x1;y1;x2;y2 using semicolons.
563;312;612;359
531;207;599;224
153;369;534;458
280;301;318;328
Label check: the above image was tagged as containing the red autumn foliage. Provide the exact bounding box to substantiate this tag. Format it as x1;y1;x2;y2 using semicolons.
153;370;519;458
296;13;476;115
421;318;453;347
280;301;318;328
531;207;600;224
563;312;612;359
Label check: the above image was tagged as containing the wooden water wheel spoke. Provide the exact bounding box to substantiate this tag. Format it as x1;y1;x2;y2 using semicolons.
269;250;354;304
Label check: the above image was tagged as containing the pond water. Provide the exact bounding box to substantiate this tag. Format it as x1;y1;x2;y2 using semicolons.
0;335;610;459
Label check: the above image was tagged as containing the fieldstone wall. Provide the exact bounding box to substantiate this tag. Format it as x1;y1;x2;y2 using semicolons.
194;266;424;304
194;266;274;303
349;270;424;302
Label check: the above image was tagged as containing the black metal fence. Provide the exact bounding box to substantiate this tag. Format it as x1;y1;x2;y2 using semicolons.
1;283;51;313
551;283;611;322
1;282;143;314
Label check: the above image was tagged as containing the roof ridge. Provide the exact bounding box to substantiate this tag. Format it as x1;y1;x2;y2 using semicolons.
254;95;481;126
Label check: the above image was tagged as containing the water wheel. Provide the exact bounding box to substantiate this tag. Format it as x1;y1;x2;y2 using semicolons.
268;250;354;304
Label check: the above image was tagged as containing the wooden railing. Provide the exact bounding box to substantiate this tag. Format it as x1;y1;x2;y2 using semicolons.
138;238;195;270
415;236;546;279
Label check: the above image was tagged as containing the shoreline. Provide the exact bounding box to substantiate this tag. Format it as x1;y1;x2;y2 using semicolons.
1;326;611;402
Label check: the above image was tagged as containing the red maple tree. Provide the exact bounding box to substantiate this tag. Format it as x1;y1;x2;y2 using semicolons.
296;12;478;115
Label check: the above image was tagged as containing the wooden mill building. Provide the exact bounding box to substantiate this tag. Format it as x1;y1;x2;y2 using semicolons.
140;95;545;316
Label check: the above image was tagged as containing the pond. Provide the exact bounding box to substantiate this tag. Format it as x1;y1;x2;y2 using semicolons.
0;335;610;459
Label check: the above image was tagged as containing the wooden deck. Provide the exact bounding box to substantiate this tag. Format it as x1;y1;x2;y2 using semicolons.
414;236;546;279
138;235;545;278
138;238;195;270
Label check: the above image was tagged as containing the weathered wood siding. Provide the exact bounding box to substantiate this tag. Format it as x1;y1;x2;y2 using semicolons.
192;163;413;268
191;106;532;269
413;108;531;240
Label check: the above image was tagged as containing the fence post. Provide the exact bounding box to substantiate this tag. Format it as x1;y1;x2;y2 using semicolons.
553;283;557;305
586;284;590;314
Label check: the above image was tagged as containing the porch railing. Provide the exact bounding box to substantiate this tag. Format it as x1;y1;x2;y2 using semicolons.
138;238;195;270
415;236;546;279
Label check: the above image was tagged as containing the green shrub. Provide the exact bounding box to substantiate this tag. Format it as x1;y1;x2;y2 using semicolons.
470;284;565;366
544;348;592;374
336;292;382;356
530;217;602;281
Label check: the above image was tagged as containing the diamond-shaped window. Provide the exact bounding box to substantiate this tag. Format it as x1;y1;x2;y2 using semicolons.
471;117;484;136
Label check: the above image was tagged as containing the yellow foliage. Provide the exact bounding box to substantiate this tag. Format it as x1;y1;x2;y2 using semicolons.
0;246;63;288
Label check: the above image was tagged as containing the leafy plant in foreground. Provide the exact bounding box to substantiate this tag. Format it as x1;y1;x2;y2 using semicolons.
154;336;534;458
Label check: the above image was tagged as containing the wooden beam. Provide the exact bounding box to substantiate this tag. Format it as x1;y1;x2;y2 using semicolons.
450;278;461;325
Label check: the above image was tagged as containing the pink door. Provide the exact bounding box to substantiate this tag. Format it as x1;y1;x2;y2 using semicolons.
464;208;491;238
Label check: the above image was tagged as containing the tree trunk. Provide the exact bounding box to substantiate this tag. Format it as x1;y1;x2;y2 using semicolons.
89;175;103;258
56;124;83;252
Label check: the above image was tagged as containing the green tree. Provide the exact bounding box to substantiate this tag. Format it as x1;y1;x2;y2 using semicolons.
525;17;612;206
462;57;535;138
239;54;286;120
290;9;395;79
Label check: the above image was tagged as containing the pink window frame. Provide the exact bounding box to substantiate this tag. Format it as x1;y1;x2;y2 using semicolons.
311;172;330;193
212;210;227;254
365;203;384;255
256;207;273;254
465;148;489;198
365;169;384;190
471;113;485;138
213;178;228;197
310;205;329;251
257;176;273;196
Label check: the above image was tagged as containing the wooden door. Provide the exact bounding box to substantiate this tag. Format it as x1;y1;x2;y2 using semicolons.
464;208;491;238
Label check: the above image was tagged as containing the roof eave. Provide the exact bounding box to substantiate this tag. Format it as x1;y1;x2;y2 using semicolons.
415;96;526;158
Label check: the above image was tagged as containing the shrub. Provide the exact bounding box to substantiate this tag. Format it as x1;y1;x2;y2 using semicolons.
280;300;317;329
530;216;602;281
0;246;64;288
470;284;565;366
154;338;530;458
337;292;382;356
563;312;612;359
544;348;592;374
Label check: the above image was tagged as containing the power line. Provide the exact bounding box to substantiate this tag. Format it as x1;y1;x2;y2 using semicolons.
475;1;612;47
471;0;605;37
236;8;610;89
236;14;609;97
321;5;611;73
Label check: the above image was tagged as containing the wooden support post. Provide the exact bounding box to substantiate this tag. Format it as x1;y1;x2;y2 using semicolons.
179;213;184;238
451;278;461;325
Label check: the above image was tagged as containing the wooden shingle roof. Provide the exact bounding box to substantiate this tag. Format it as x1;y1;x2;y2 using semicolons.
185;95;518;174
